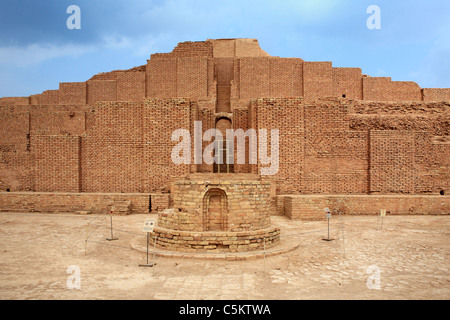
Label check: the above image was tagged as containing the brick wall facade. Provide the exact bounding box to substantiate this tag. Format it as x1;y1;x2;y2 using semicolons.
284;195;450;220
363;77;423;102
82;101;144;193
0;192;169;214
33;135;81;193
0;99;448;197
0;39;448;217
369;131;415;194
59;82;87;105
252;98;304;194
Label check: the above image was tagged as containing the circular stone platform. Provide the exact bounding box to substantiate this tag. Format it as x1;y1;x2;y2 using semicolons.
130;232;299;260
151;226;280;252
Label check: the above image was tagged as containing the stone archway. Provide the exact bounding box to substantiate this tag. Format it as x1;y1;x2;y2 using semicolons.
203;188;228;231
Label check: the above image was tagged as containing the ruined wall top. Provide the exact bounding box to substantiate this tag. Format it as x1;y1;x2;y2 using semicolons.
207;38;272;58
150;38;273;59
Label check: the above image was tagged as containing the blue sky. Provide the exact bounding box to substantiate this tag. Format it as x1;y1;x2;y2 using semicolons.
0;0;449;97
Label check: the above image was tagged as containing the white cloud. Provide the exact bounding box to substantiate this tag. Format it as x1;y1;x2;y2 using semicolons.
0;43;96;68
0;35;158;69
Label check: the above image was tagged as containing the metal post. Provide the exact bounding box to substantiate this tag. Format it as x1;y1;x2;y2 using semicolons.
84;223;89;255
146;232;149;264
322;213;334;242
106;214;118;241
139;232;154;268
153;235;157;276
263;237;266;273
378;209;386;230
327;218;330;240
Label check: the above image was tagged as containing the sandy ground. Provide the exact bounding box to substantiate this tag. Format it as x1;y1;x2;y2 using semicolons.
0;212;448;300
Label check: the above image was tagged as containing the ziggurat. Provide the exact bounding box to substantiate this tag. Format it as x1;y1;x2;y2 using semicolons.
0;39;448;221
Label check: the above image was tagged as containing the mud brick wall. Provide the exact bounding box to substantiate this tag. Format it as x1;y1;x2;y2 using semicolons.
333;68;363;100
117;71;146;101
252;98;304;194
232;107;250;173
147;58;177;98
369;131;415;194
30;107;86;136
0;107;89;192
177;58;211;98
143;99;193;192
33;135;81;193
147;57;212;100
195;107;215;173
153;40;213;58
0;192;169;214
37;90;60;105
303;100;369;194
349;100;449;116
150;193;171;212
87;80;117;104
0;112;33;191
82;101;143;193
0;112;29;152
303;62;333;102
237;57;303;100
0;97;30;106
0;151;34;192
423;89;450;102
349;100;449;195
363;77;422;102
415;132;450;194
238;57;270;99
284;195;450;220
1;98;447;196
59;82;87;105
269;58;303;98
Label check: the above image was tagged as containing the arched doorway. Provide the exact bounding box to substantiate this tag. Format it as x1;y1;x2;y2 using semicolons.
203;188;228;231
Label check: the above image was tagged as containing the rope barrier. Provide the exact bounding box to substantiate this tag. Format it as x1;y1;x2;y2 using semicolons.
85;233;340;257
86;211;107;225
83;213;449;261
91;225;147;238
84;222;347;258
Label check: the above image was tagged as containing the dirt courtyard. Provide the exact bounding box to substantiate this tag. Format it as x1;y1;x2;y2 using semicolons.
0;211;448;300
